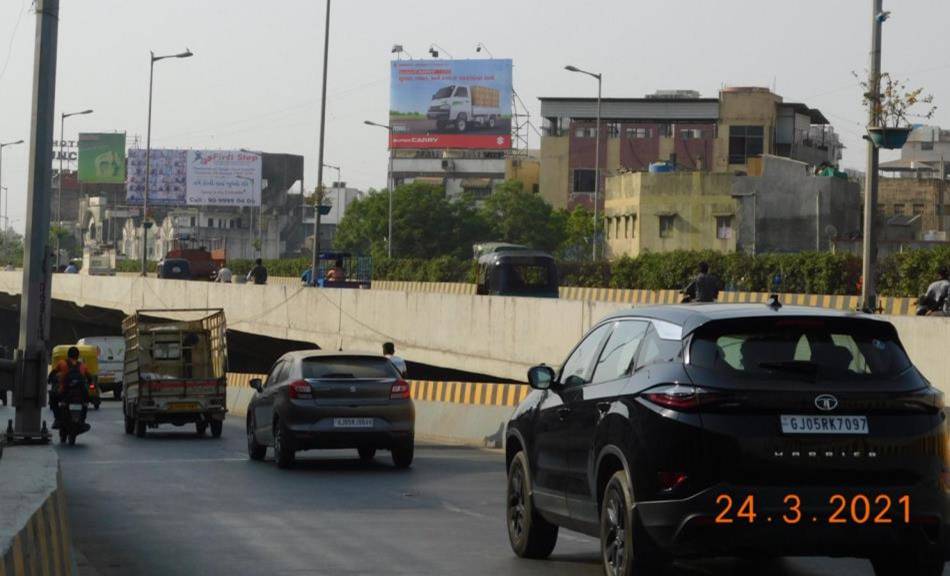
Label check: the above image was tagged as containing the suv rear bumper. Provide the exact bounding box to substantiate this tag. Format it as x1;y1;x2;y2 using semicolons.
636;483;950;560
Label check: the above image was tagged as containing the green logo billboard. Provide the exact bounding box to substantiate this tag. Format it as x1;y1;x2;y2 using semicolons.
78;133;126;183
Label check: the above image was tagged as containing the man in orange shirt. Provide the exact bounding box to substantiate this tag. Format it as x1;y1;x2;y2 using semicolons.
48;346;91;428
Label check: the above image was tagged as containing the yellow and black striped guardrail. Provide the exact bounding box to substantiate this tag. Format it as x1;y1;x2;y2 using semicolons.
1;472;73;576
229;374;529;408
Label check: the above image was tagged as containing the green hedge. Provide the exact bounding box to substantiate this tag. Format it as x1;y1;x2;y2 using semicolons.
118;247;950;297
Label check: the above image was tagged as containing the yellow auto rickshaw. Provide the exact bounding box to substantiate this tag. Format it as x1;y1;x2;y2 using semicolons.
50;344;102;410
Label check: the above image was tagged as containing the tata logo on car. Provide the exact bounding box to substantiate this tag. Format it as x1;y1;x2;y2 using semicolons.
815;394;839;412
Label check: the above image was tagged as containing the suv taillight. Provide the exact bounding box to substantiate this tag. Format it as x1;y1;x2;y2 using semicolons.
642;385;723;411
390;380;410;400
288;380;313;400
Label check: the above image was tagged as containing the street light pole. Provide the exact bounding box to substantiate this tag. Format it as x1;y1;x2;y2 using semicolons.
0;139;25;234
861;0;885;313
56;109;92;269
311;0;332;285
565;65;603;260
141;48;193;276
364;120;394;257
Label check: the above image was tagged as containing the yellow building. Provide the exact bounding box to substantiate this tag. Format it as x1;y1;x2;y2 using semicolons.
604;171;738;258
505;151;541;194
539;87;842;210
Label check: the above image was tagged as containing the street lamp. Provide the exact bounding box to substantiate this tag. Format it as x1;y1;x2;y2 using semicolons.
391;44;413;60
565;65;603;261
475;43;494;58
56;109;93;269
429;44;453;59
58;109;93;224
141;48;193;276
364;120;394;258
0;139;24;234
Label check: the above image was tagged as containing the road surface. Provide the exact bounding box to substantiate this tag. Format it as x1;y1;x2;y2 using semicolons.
57;403;934;575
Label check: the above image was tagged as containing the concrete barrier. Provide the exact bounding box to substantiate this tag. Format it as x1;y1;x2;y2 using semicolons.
226;374;524;447
0;440;73;576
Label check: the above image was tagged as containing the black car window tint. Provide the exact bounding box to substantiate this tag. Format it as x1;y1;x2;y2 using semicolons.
302;357;399;379
264;361;284;388
559;323;612;387
592;321;649;384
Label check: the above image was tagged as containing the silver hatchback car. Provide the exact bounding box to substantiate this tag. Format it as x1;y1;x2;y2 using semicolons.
246;351;415;469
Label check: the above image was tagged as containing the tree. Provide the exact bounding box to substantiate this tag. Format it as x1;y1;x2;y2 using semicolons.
478;180;563;251
556;205;601;260
0;229;23;267
335;182;487;260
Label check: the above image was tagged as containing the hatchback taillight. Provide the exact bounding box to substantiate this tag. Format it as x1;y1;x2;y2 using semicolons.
288;380;313;400
390;380;410;400
642;385;723;411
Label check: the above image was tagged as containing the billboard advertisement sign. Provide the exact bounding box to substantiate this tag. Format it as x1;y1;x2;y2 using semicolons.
78;133;126;183
126;149;262;206
126;149;187;206
186;150;262;206
389;59;512;149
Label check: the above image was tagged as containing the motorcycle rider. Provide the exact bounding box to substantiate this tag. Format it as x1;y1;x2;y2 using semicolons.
48;346;91;430
917;267;950;316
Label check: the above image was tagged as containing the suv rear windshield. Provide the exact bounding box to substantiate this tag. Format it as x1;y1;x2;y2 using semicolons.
302;356;398;379
689;317;912;379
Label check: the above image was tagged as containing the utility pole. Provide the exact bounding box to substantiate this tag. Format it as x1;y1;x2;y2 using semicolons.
860;0;884;313
311;0;331;283
10;0;59;442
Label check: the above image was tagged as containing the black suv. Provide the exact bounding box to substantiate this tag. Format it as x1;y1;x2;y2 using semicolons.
505;303;949;576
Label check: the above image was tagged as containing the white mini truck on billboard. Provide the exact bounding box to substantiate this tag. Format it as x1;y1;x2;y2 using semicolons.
427;84;502;133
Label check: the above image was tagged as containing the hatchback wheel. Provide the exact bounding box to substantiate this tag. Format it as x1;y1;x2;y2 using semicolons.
247;418;266;461
392;438;414;469
872;554;945;576
507;451;558;559
601;471;665;576
273;420;295;469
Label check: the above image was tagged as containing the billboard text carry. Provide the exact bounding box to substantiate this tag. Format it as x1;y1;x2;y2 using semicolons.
389;59;512;149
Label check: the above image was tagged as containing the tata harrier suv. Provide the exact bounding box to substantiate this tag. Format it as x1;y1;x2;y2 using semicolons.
504;302;949;576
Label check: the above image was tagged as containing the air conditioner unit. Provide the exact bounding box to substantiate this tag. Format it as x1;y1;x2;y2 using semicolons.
441;159;455;170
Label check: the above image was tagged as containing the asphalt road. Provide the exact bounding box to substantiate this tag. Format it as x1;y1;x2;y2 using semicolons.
55;403;939;576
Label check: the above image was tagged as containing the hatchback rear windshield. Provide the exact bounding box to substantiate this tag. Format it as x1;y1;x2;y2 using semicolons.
302;357;398;379
689;317;912;379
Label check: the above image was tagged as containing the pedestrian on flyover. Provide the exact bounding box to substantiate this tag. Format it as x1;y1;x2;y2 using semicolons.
682;261;720;303
215;264;233;283
383;342;407;377
247;258;268;285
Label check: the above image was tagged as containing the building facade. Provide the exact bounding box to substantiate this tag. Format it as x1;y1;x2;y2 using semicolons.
604;155;861;258
391;149;507;200
880;125;950;178
877;178;949;240
540;87;843;210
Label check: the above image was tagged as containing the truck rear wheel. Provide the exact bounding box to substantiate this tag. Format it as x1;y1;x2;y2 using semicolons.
210;419;223;438
135;417;147;438
124;410;134;435
488;115;497;128
456;115;468;132
196;421;208;436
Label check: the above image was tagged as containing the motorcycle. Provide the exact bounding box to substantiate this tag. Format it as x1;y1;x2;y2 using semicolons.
916;293;949;316
58;388;90;446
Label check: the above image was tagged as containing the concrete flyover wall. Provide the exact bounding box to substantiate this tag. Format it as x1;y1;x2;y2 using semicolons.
0;271;943;387
226;374;525;447
0;444;73;576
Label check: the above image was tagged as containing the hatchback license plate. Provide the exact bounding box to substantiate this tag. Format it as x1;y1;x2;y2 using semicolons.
781;415;868;435
333;418;373;429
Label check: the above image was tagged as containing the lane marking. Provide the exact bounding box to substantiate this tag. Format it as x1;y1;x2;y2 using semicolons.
68;457;249;466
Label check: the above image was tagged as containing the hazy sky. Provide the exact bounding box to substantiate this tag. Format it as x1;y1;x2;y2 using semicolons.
1;0;948;234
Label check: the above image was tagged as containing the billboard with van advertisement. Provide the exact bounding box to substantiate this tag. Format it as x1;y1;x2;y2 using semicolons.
126;149;262;206
389;59;512;149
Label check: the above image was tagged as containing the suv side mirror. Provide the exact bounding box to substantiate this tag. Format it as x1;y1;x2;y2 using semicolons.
527;365;556;390
249;378;263;392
